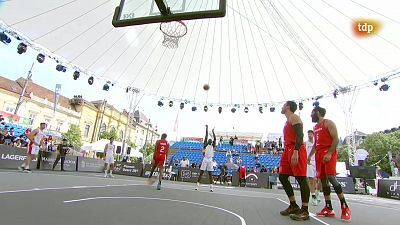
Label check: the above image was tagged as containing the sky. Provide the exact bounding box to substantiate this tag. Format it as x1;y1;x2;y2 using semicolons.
0;0;400;142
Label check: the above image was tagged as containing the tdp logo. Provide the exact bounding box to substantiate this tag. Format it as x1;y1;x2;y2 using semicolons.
353;19;381;37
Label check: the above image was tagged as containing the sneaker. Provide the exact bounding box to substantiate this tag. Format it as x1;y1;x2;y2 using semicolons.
157;183;161;190
341;206;351;222
23;169;32;173
209;184;213;192
311;197;318;206
289;209;310;221
280;205;300;216
316;207;335;217
18;166;25;172
104;173;108;178
195;182;200;190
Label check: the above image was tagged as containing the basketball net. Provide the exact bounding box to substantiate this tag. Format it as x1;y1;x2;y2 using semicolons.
160;20;187;49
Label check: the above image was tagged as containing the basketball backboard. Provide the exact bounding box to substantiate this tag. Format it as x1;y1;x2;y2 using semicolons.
112;0;226;27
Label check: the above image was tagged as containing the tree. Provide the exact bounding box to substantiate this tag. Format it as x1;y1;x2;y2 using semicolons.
140;143;155;162
360;131;400;174
127;139;136;149
99;130;118;140
63;124;82;148
337;145;350;163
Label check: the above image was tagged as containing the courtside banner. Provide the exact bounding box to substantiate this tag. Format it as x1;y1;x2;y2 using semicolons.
114;162;143;177
378;179;400;200
142;164;169;179
277;176;355;194
77;156;104;172
178;167;211;183
0;145;31;169
232;171;269;188
39;151;77;171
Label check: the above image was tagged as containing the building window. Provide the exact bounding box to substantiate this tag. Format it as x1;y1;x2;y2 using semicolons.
56;122;63;132
142;129;144;135
100;123;107;135
84;125;90;138
4;103;16;113
28;112;37;125
111;126;116;133
119;130;124;140
44;118;52;130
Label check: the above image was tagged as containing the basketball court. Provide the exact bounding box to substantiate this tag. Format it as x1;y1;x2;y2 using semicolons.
0;170;399;225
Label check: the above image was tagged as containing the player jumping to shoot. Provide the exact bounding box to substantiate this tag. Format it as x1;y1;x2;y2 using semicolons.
195;125;216;192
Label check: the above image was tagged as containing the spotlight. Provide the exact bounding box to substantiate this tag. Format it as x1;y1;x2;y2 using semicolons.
17;43;27;54
37;54;45;63
381;77;388;82
313;101;319;107
204;105;208;112
0;32;11;44
158;101;164;107
373;80;379;86
88;76;94;85
180;102;185;110
192;106;197;111
231;108;236;113
73;71;80;80
103;83;110;91
270;107;275;112
56;64;67;72
218;106;222;114
169;101;173;107
379;84;389;91
244;107;249;113
259;106;263;114
299;102;303;111
333;89;339;98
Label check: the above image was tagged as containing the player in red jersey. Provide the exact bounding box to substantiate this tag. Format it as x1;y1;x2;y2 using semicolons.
146;133;169;190
279;101;310;221
308;106;351;221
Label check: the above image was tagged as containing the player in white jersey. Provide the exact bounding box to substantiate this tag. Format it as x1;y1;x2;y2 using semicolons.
306;130;319;205
195;125;216;192
103;138;116;178
18;123;47;173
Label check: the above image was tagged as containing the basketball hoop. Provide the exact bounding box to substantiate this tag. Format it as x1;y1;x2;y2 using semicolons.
160;20;187;49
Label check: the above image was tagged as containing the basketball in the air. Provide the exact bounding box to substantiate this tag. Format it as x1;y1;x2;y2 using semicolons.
203;84;210;91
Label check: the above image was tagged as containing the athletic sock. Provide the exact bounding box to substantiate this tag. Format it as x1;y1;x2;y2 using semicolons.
110;170;113;175
301;205;308;212
339;197;348;208
104;170;107;175
325;200;333;210
21;163;26;167
312;194;316;199
290;201;298;208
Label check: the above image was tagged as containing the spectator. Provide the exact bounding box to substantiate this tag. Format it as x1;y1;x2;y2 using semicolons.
5;127;15;146
180;157;190;167
191;162;197;168
219;136;223;144
0;115;5;125
219;164;228;185
251;167;258;173
236;156;242;165
278;136;282;149
226;149;232;157
212;160;218;171
272;166;278;174
238;165;246;187
260;165;267;173
170;161;180;181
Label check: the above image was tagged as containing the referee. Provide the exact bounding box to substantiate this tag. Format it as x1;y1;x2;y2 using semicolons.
52;138;69;171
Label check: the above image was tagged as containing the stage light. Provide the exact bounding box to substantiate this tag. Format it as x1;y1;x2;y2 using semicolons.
244;107;249;113
103;83;110;91
270;107;275;112
381;77;388;82
231;108;236;113
37;54;45;63
56;64;67;72
313;101;319;107
218;106;222;114
17;43;27;54
299;102;303;111
259;106;263;114
158;100;164;107
192;106;197;111
379;84;389;91
73;71;80;80
0;32;11;44
204;105;208;112
373;80;378;86
88;76;94;85
180;102;185;110
169;101;173;107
